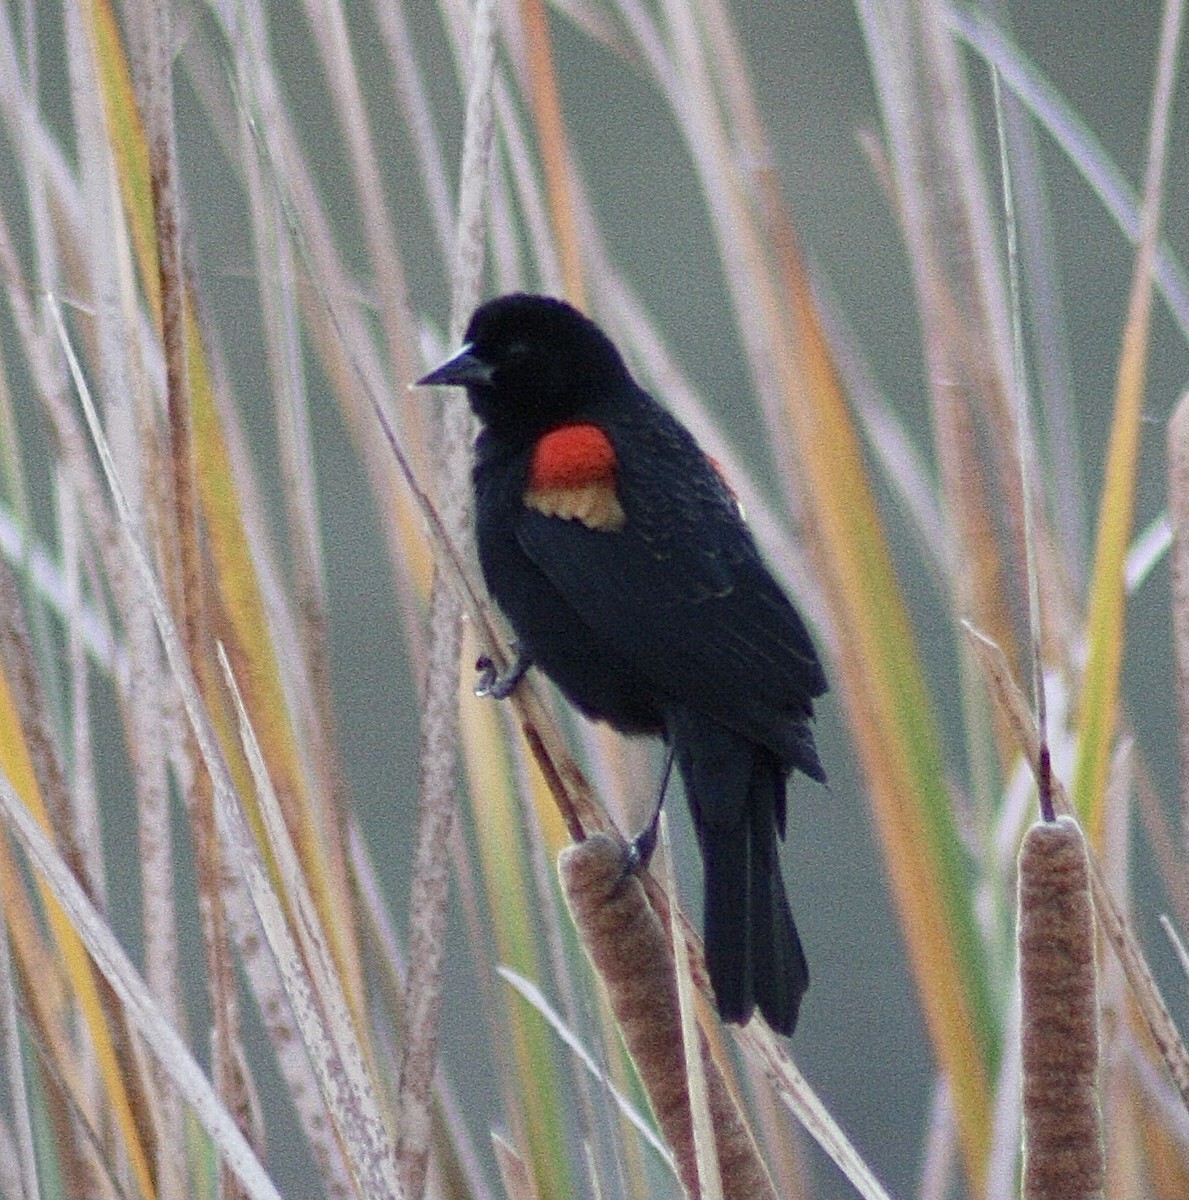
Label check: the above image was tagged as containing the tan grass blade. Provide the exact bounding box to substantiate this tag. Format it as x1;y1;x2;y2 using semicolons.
497;967;675;1169
397;3;497;1196
662;817;726;1200
1072;0;1185;842
296;0;419;385
949;8;1189;337
76;152;190;1193
1167;390;1189;835
80;0;365;1021
515;0;585;303
858;0;1024;746
0;909;38;1200
60;288;403;1199
213;0;437;668
222;643;408;1199
134;12;257;1186
770;220;996;1179
0;652;154;1198
966;623;1189;1113
235;79;362;1054
1162;916;1189;984
737;1025;895;1200
75;290;407;1200
918;1079;960;1200
492;1131;540;1200
0;771;282;1200
459;690;575;1199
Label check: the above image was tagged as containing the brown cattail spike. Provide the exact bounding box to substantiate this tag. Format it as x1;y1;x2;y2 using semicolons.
559;834;777;1200
1018;815;1104;1200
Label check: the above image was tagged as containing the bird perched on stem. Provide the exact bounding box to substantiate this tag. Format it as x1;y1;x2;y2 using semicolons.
418;293;827;1035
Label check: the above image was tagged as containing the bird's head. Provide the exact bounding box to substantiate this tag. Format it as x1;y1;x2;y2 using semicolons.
416;294;630;435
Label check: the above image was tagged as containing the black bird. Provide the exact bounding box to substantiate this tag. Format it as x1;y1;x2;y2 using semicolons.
418;294;827;1035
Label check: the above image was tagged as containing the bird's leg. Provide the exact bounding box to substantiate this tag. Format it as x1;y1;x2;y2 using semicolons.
627;743;676;871
475;647;531;699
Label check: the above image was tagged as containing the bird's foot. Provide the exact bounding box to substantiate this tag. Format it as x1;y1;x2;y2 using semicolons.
475;650;530;699
626;811;660;872
623;739;676;873
624;743;676;872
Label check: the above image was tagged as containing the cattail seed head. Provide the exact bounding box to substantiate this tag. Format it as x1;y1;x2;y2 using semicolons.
560;833;776;1200
1018;816;1104;1200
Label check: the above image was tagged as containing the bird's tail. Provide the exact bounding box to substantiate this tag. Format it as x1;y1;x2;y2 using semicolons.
671;712;808;1036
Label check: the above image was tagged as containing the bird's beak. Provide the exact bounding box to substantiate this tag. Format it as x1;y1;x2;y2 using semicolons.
415;344;494;388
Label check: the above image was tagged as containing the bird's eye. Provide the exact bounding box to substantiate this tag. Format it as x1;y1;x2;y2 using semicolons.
505;339;530;362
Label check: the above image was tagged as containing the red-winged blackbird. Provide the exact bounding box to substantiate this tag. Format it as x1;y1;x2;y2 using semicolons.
418;294;827;1035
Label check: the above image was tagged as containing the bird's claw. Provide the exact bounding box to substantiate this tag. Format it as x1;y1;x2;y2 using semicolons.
624;744;672;872
475;652;529;699
626;811;660;872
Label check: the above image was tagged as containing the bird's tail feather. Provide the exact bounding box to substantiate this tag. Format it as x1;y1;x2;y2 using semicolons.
747;772;807;1033
673;713;808;1035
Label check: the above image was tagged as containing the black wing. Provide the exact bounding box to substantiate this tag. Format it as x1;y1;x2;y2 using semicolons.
514;397;826;766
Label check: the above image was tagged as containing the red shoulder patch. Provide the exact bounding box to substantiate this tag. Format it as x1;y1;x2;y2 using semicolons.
528;424;617;490
525;424;625;531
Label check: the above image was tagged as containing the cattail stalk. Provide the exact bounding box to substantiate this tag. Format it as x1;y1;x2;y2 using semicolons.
1018;816;1104;1200
560;834;776;1200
